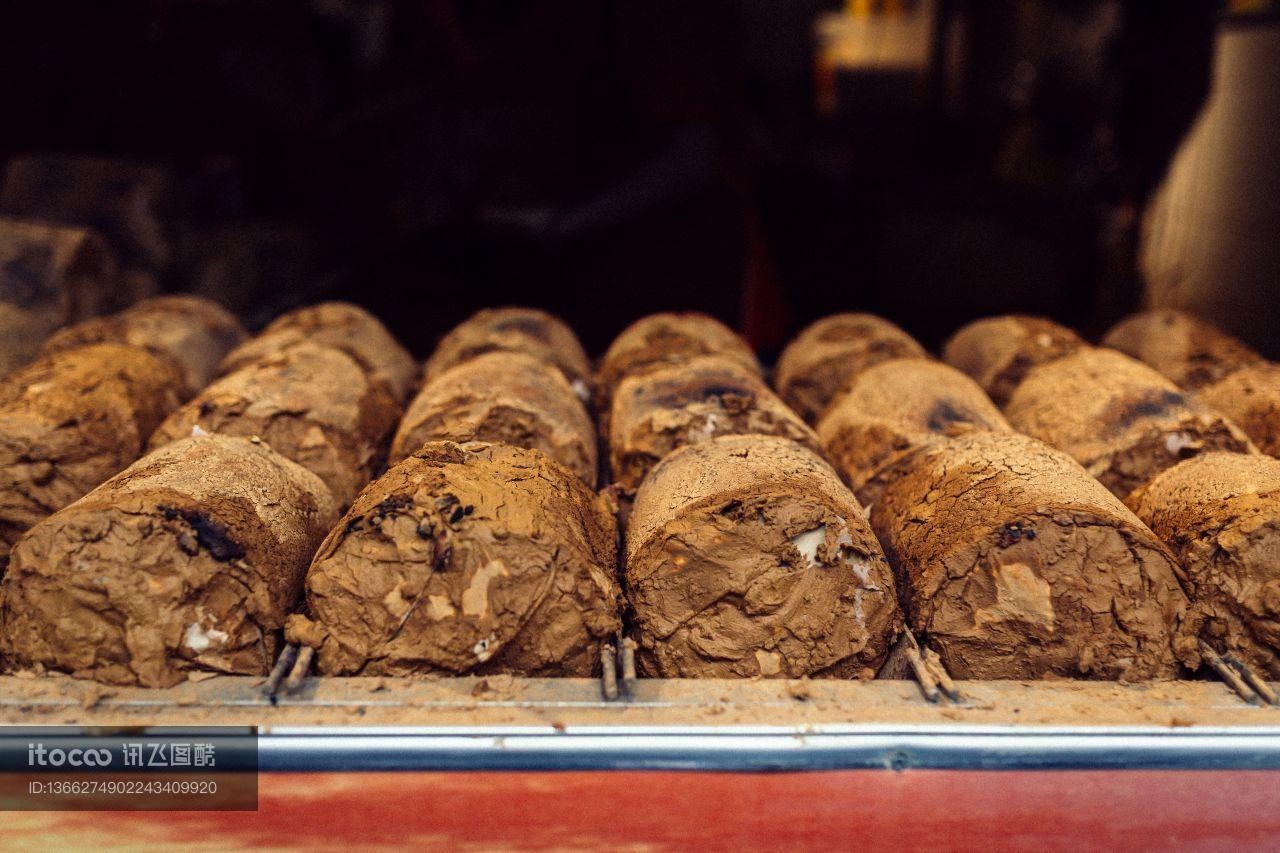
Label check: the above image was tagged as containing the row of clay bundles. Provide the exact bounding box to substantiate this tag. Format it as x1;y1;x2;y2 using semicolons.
0;302;413;684
0;296;248;564
151;302;411;508
1105;309;1280;457
943;314;1256;499
936;312;1277;677
596;314;903;678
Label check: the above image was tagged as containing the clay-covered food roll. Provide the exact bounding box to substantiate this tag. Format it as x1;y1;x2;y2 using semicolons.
0;435;338;686
149;342;401;507
625;435;902;678
423;307;592;396
1127;452;1280;677
817;358;1012;506
286;441;621;677
775;313;928;424
0;343;185;562
1005;348;1254;499
220;301;417;402
942;315;1085;406
871;431;1195;680
1198;364;1280;457
41;294;247;394
609;355;822;494
1103;309;1264;391
596;313;761;409
390;351;597;485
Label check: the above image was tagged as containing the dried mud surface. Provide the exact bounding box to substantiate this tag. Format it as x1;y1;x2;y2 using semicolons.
1005;348;1255;499
0;435;337;687
871;431;1195;681
1128;452;1280;676
391;351;597;485
626;434;902;679
942;315;1085;406
775;313;928;424
287;441;621;677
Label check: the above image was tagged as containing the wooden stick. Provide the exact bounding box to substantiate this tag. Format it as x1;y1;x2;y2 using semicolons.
1200;641;1260;705
263;644;299;701
1225;652;1279;706
600;645;619;701
924;648;961;701
284;646;315;696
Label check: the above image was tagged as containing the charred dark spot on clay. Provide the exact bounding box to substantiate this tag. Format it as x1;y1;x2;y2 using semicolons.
996;521;1036;548
198;400;215;417
926;400;969;432
1111;389;1186;427
718;499;743;515
159;505;246;562
436;493;468;525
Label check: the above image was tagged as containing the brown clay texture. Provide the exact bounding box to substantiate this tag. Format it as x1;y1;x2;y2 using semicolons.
596;313;761;412
286;441;621;677
41;294;247;395
390;351;597;485
870;431;1195;681
422;307;591;394
775;313;928;424
1196;363;1280;457
149;343;402;507
0;435;338;686
625;434;902;679
1127;452;1280;676
0;218;123;322
817;358;1013;506
0;302;59;379
1005;348;1255;499
1103;309;1264;390
609;355;821;494
0;344;185;563
220;301;417;402
942;315;1086;406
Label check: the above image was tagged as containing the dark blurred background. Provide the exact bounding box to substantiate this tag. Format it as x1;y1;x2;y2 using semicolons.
0;0;1256;358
